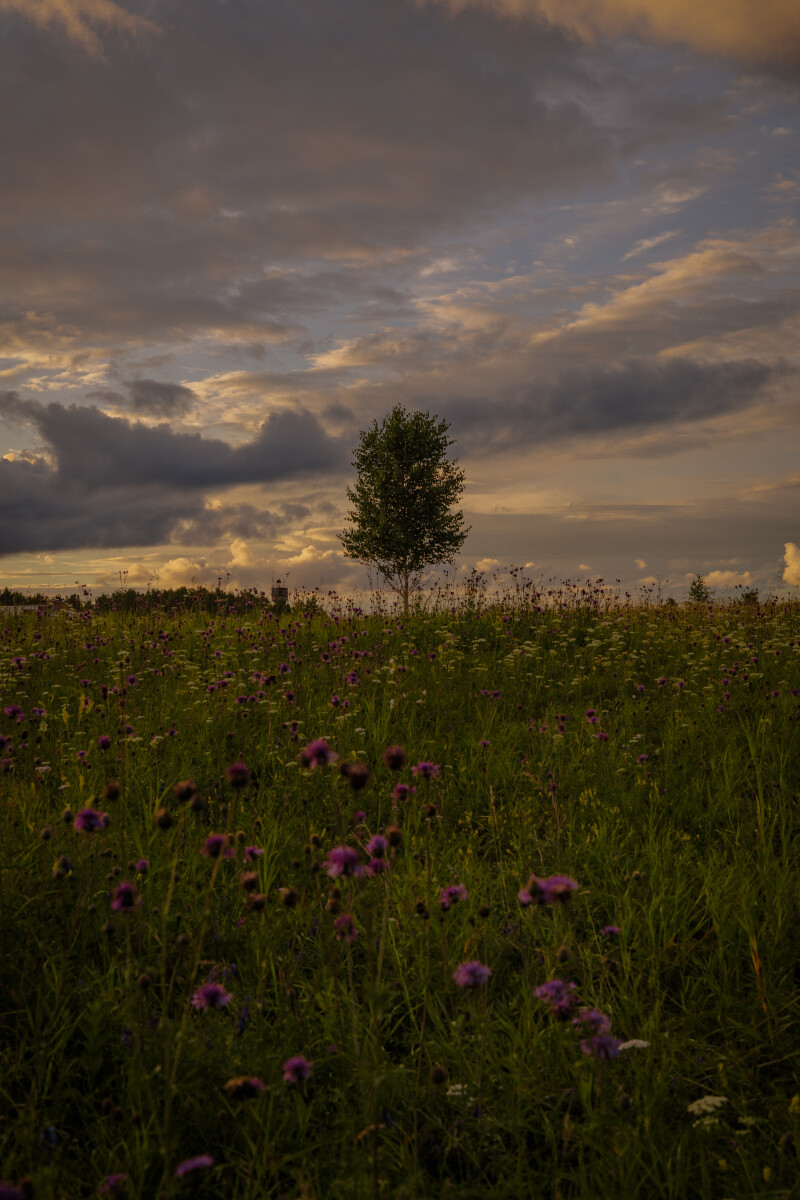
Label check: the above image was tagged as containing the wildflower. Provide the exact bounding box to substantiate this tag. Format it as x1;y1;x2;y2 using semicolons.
440;883;468;911
299;738;338;768
191;983;232;1010
600;924;621;938
452;960;491;988
392;783;414;802
534;978;577;1020
478;739;490;747
382;745;406;770
340;761;370;790
135;859;149;874
580;1033;622;1059
173;779;197;801
223;1076;265;1100
74;807;109;833
282;1055;313;1084
333;913;358;942
324;845;363;878
244;846;264;862
240;871;259;892
411;761;440;779
545;874;579;904
111;881;138;912
637;754;648;764
573;1008;611;1035
97;735;112;750
225;762;250;789
618;1039;650;1051
366;834;388;859
366;857;390;875
687;1095;728;1117
104;781;121;801
174;1154;214;1177
3;705;25;722
351;810;366;825
330;694;340;706
201;834;233;859
99;1175;128;1196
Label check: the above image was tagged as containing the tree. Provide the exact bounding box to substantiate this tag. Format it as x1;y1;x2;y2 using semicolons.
340;405;469;612
687;574;713;604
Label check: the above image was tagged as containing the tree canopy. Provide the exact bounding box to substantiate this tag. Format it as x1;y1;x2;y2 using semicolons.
340;406;469;610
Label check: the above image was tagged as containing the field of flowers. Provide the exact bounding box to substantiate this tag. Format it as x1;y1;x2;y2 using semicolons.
1;588;799;1198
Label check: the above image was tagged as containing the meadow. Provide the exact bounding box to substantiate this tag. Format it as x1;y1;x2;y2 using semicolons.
1;583;799;1199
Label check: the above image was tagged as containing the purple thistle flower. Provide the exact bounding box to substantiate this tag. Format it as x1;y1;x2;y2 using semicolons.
174;1154;214;1177
97;735;112;750
201;834;233;859
637;753;648;764
600;924;621;938
580;1033;622;1060
452;960;491;988
127;675;137;686
244;845;264;862
340;761;370;790
351;810;367;825
572;1008;611;1035
534;978;578;1020
299;738;338;768
366;857;390;876
135;859;149;874
382;745;406;770
74;807;109;833
333;913;358;943
225;761;251;789
99;1174;128;1195
282;1055;313;1084
111;881;138;912
544;874;579;904
223;1076;266;1100
191;983;232;1011
366;834;388;859
325;845;363;878
411;761;440;779
392;783;415;802
3;705;25;722
440;883;468;911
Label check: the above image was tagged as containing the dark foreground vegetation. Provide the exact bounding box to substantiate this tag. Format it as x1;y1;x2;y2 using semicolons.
1;585;799;1198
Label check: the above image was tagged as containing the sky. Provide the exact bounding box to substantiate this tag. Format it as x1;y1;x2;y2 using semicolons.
1;0;799;600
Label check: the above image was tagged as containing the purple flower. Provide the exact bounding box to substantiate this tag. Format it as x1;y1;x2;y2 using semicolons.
351;810;367;825
382;745;406;770
580;1033;622;1060
97;735;112;750
135;859;150;874
366;834;388;859
74;807;109;833
411;761;441;779
544;874;580;904
392;783;415;802
244;845;264;862
333;913;358;942
299;738;338;768
366;857;390;876
225;761;251;789
440;884;468;911
452;960;491;988
99;1174;128;1195
325;845;363;878
4;705;25;722
174;1154;214;1177
282;1055;313;1084
572;1008;611;1035
223;1076;266;1100
534;978;577;1020
340;761;370;790
191;983;232;1011
201;834;233;859
600;924;621;938
111;881;138;912
637;753;648;764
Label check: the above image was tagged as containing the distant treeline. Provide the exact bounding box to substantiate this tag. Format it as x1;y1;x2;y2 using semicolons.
0;585;292;614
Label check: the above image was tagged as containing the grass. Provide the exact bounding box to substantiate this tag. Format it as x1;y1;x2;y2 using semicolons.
1;588;799;1198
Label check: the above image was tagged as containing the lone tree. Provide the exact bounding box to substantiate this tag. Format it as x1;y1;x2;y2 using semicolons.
340;405;469;612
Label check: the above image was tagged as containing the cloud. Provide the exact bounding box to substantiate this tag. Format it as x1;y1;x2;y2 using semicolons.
425;0;800;68
783;541;800;586
621;230;680;261
0;0;160;58
705;568;752;586
0;393;346;555
635;558;646;569
90;378;198;417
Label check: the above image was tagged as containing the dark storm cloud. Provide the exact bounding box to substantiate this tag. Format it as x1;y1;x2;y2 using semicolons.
430;357;790;449
90;378;198;416
0;393;346;554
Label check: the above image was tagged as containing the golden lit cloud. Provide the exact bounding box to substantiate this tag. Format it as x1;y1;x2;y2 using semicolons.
425;0;800;66
783;542;800;586
0;0;160;58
